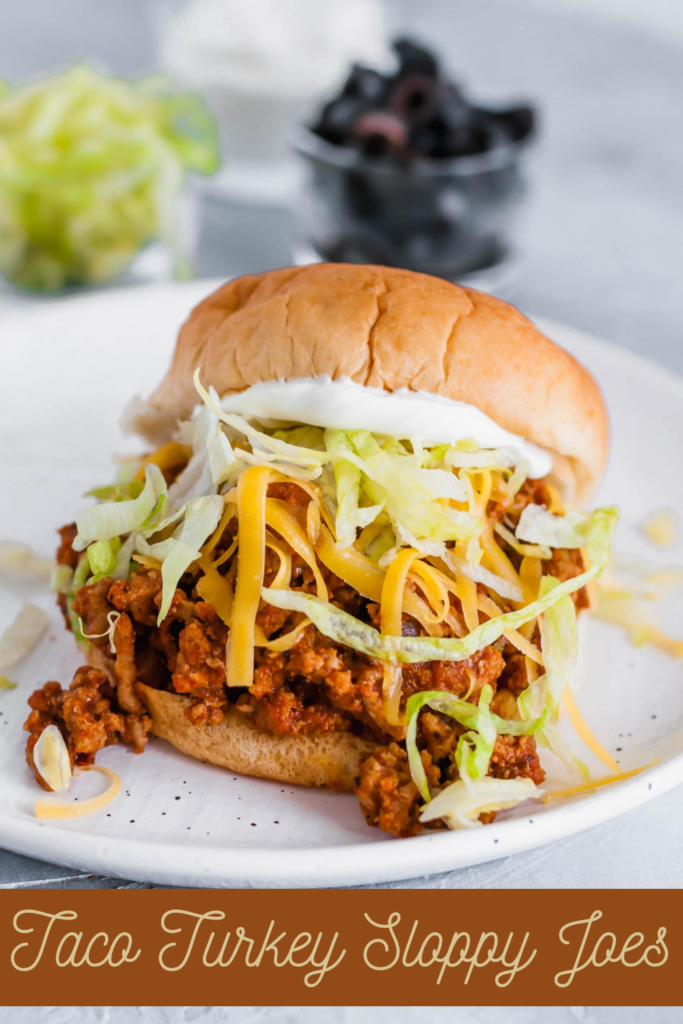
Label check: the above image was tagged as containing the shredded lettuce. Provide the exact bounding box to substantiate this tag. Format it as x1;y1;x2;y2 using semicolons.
516;505;592;548
0;601;50;671
324;430;385;547
415;682;544;829
50;565;73;595
86;538;121;579
516;577;589;782
441;446;516;471
325;430;364;549
539;575;578;712
66;554;91;645
539;721;591;783
135;495;224;622
420;774;542;829
195;372;326;473
193;372;482;549
443;550;523;602
401;648;546;834
517;672;590;782
110;533;139;582
405;687;548;801
261;506;617;663
84;481;144;501
405;686;498;800
74;464;167;551
0;65;219;291
506;458;529;498
273;425;326;449
494;521;551;559
0;541;54;580
168;397;239;511
356;446;479;548
364;525;396;564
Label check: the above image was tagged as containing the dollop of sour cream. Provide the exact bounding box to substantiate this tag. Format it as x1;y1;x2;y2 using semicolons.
219;376;552;478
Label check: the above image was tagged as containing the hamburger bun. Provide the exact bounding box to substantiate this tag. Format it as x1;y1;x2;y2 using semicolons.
138;684;375;791
130;264;609;505
87;646;374;790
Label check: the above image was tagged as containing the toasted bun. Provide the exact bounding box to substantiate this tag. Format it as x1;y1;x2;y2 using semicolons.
137;684;375;791
132;265;608;505
88;643;374;789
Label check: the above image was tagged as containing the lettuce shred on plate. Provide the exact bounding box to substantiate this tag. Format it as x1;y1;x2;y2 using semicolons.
0;65;219;291
24;371;630;835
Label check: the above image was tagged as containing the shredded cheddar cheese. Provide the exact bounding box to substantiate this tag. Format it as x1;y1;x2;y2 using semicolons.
519;555;542;603
196;557;234;625
265;499;328;600
316;525;384;602
226;466;271;687
269;473;334;531
547;484;564;515
135;441;192;482
563;684;621;773
264;531;292;589
202;499;237;562
479;524;524;600
381;548;421;725
518;555;542;641
455;576;479;633
133;553;163;571
35;766;121;819
477;593;544;665
401;592;445;637
542;761;657;803
212;535;238;569
355;520;388;554
306;500;321;545
641;508;678;549
408;561;450;624
254;618;311;652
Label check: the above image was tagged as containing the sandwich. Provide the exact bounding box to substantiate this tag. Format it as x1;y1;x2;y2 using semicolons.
25;263;620;836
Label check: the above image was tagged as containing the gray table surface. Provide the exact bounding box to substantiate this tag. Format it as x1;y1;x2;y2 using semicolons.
5;1009;683;1024
1;0;683;904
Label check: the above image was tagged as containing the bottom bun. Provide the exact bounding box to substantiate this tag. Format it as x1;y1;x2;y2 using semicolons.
137;683;375;792
87;646;375;791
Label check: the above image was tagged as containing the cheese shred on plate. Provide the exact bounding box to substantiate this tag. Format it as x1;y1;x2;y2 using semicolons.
35;766;121;819
542;761;658;804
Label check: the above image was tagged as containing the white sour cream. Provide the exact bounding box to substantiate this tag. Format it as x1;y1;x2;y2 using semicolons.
219;376;553;478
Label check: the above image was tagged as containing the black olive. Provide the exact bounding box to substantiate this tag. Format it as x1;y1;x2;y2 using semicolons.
309;36;537;161
467;110;515;153
390;74;438;124
439;83;471;131
393;37;439;78
489;104;536;143
412;114;477;158
342;64;389;105
352;111;408;157
313;97;368;145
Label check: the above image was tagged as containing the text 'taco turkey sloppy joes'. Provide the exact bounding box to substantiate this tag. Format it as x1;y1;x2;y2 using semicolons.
26;264;620;836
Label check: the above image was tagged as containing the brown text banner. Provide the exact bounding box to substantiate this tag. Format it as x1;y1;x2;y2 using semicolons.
1;889;679;1006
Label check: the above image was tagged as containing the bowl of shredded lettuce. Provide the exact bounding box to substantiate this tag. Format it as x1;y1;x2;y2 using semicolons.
0;65;220;292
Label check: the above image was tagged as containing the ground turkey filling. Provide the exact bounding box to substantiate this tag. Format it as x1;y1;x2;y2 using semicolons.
25;478;588;837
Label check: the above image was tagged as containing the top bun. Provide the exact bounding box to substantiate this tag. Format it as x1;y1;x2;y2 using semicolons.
132;264;609;506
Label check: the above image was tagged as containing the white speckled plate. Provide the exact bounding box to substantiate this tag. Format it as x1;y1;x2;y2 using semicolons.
0;281;681;887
